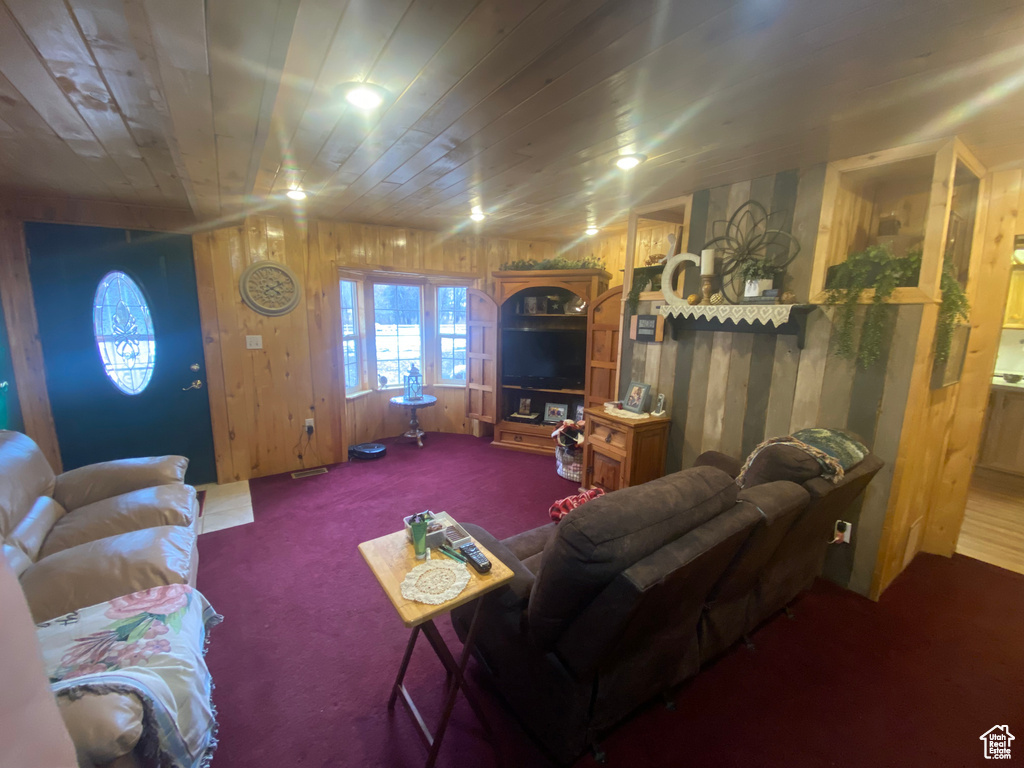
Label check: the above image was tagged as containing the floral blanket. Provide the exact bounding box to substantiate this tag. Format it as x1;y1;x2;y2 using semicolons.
37;584;222;768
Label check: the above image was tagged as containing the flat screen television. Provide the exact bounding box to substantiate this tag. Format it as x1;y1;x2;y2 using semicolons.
502;328;586;390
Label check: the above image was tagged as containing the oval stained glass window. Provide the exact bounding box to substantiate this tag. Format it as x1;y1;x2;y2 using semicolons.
92;271;156;395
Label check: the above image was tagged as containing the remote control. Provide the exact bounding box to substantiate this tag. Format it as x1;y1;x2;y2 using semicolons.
459;543;491;574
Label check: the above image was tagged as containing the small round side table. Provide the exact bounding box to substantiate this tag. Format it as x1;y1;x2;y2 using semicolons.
388;394;438;448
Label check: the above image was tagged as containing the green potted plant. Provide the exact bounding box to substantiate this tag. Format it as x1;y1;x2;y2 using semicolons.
740;259;782;299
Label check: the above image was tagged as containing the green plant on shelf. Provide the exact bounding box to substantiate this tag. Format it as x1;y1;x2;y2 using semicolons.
824;245;921;368
500;255;605;271
626;265;663;314
740;259;783;283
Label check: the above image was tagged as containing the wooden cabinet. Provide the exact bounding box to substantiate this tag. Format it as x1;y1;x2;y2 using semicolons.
1005;268;1024;329
490;269;610;456
581;407;670;492
977;386;1024;476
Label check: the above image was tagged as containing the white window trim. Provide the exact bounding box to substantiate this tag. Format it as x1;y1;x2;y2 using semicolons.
340;278;363;395
338;270;476;399
436;285;468;386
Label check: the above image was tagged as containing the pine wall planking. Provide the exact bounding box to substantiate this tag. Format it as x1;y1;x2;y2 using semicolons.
194;216;563;481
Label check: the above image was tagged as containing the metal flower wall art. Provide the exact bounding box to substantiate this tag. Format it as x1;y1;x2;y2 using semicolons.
702;200;801;304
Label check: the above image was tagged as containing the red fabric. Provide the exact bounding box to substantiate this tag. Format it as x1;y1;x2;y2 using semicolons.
549;487;605;522
197;433;1024;768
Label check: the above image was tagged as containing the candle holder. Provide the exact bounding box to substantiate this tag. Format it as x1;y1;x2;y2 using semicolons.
700;275;715;304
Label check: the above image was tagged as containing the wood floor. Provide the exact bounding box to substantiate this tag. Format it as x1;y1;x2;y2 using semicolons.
956;467;1024;576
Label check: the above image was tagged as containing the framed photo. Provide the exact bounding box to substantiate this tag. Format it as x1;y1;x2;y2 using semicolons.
544;402;568;423
574;403;584;422
517;397;532;415
623;381;651;414
523;296;546;315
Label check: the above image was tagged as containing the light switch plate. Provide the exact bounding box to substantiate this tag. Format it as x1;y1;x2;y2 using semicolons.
246;335;263;350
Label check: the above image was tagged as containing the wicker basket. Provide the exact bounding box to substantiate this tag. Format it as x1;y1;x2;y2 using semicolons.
555;445;582;482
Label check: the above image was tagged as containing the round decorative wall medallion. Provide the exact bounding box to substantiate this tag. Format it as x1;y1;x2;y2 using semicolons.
239;261;301;316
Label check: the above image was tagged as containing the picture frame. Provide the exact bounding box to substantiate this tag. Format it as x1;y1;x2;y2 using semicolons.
523;296;546;315
574;403;584;422
623;381;651;414
544;402;568;423
517;397;532;415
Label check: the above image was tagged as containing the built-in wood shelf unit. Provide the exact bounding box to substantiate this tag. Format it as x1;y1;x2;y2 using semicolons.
808;137;986;305
491;269;610;456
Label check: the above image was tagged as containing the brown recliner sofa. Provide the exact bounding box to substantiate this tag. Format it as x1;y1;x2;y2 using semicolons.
0;430;200;623
451;465;811;764
694;443;883;663
452;437;883;765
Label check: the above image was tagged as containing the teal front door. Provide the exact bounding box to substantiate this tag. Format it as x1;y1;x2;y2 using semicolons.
26;223;217;485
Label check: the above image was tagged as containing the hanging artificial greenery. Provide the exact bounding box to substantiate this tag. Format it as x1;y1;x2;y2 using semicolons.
626;265;663;314
824;245;921;368
500;255;605;271
934;261;970;364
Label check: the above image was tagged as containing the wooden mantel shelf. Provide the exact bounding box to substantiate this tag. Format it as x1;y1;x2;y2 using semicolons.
659;303;818;348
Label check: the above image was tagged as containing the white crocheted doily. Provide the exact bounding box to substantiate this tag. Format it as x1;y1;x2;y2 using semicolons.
603;406;651;420
400;559;471;605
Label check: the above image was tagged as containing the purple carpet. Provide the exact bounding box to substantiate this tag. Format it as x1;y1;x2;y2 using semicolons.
197;433;1024;767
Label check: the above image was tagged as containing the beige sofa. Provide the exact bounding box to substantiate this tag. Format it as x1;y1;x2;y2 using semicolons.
0;430;199;623
0;430;206;768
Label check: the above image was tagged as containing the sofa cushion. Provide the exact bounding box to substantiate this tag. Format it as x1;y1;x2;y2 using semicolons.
3;542;33;577
504;522;557;561
7;496;67;561
527;465;739;648
19;526;196;622
740;444;823;488
0;430;56;538
57;693;144;765
40;484;198;559
53;455;189;512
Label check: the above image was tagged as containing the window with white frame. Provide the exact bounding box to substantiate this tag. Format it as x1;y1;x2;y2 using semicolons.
437;286;467;383
372;283;422;388
340;279;361;393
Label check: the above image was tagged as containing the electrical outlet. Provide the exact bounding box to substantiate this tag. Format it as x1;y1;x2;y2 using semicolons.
834;520;852;543
245;335;263;350
305;418;314;431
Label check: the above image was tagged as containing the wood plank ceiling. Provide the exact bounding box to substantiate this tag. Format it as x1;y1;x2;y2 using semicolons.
1;0;1024;239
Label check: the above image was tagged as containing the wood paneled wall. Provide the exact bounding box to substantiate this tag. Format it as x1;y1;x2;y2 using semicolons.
193;216;325;483
0;216;61;471
917;172;1023;553
194;217;564;481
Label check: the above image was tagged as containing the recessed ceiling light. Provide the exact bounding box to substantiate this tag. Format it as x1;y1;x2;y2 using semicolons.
286;188;306;201
614;153;647;170
585;226;599;236
470;205;485;222
341;82;387;110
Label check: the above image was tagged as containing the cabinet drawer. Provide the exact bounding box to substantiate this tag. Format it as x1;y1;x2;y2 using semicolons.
497;427;552;452
589;420;628;450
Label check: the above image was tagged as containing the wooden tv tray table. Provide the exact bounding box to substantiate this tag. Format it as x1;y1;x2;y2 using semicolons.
358;529;513;768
